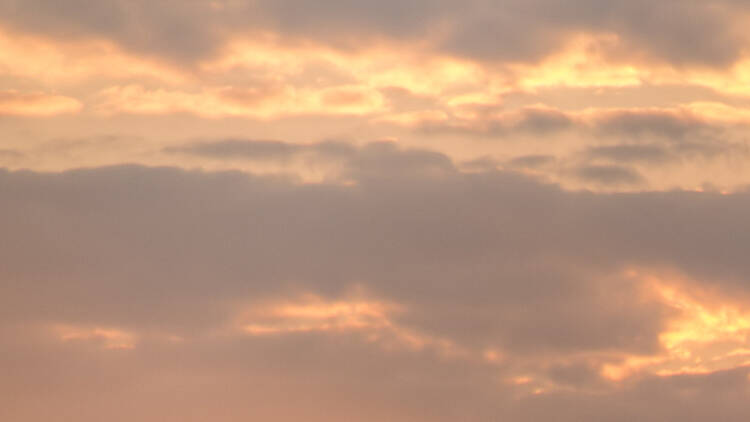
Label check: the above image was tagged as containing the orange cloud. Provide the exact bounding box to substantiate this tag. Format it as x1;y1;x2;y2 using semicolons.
0;26;185;84
513;34;644;90
601;270;750;381
94;84;385;118
206;37;490;97
52;324;137;350
511;32;750;99
236;294;467;358
0;90;82;116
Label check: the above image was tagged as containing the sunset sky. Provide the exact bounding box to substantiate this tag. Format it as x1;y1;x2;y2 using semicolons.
3;1;750;421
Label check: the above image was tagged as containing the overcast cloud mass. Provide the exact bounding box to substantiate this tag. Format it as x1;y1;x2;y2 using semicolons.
2;1;750;421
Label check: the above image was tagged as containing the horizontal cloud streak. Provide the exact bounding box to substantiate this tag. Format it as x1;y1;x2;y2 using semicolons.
0;90;81;116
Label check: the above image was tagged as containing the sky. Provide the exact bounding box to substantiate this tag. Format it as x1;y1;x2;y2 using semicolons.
2;1;750;421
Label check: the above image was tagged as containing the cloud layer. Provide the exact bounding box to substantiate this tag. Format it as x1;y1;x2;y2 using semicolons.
3;2;750;420
2;145;750;419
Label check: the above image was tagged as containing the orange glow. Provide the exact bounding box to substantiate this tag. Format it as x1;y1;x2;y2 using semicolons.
0;26;185;84
601;270;750;381
483;348;504;363
241;296;396;334
94;84;385;118
511;376;533;385
685;102;750;123
670;58;750;97
52;324;137;350
512;32;750;99
236;294;469;359
239;295;406;339
657;283;750;350
0;90;82;116
208;37;490;97
514;34;643;90
601;356;665;381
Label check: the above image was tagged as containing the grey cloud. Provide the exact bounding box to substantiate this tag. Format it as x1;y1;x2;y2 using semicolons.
459;155;500;171
543;361;606;389
167;139;455;181
534;0;746;67
379;86;440;112
439;9;562;62
414;107;714;141
592;110;714;141
506;154;557;169
574;164;644;185
3;144;750;420
0;152;743;349
454;0;749;66
267;0;749;67
166;139;321;160
585;144;672;164
0;157;659;352
165;139;365;161
671;139;744;159
514;108;574;133
582;140;745;166
0;0;223;62
0;0;747;67
420;107;574;138
414;107;742;169
255;0;745;67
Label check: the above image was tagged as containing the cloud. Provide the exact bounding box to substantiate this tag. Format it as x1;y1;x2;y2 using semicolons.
3;2;750;418
397;105;730;142
581;139;745;167
411;106;575;137
166;139;315;160
0;90;82;116
52;324;137;350
0;26;185;84
506;154;557;169
94;84;385;117
1;0;748;69
585;144;673;164
508;366;750;422
392;106;745;168
166;140;454;182
3;152;750;419
591;109;714;141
